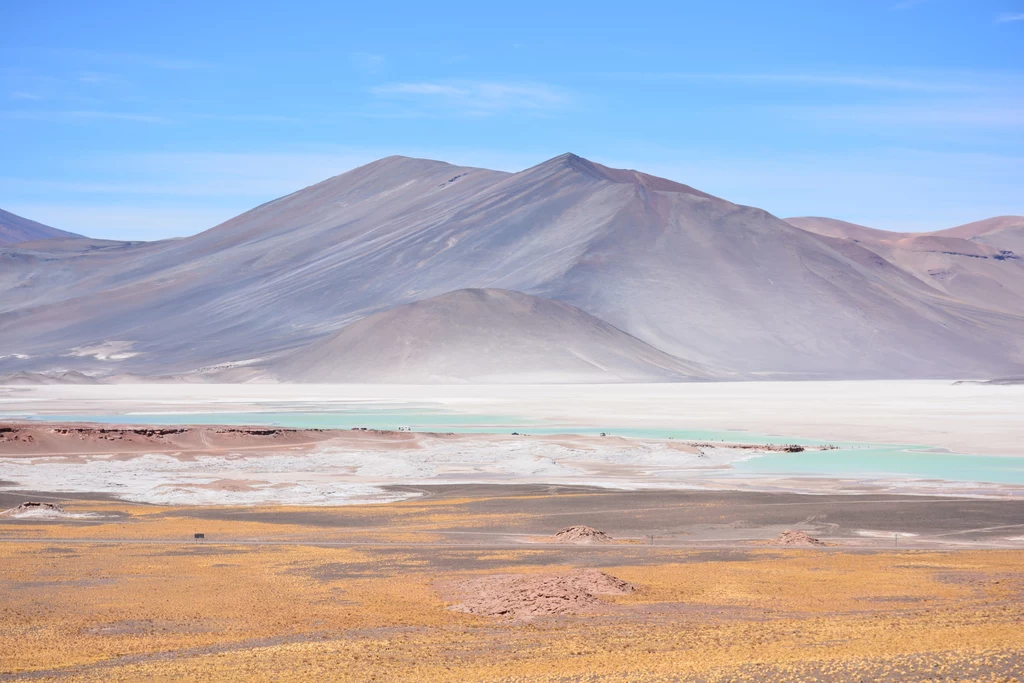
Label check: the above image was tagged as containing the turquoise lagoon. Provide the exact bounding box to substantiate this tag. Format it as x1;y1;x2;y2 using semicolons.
6;406;1024;487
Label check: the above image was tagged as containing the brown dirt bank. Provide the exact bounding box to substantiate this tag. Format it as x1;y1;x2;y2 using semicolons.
0;422;819;460
0;423;339;457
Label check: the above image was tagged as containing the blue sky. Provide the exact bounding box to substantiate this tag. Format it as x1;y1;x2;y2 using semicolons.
2;0;1022;240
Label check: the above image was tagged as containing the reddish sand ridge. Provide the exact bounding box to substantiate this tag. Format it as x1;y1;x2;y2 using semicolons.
446;569;635;619
554;525;613;544
0;424;338;458
0;423;797;461
772;530;827;546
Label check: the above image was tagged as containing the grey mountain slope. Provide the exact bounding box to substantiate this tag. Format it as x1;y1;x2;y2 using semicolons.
272;288;715;383
1;154;1023;381
787;216;1024;316
0;208;83;246
0;156;507;369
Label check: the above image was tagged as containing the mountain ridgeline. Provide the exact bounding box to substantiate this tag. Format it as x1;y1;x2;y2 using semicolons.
0;208;82;247
1;153;1023;383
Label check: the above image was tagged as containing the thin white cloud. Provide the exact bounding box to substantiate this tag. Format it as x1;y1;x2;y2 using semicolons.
378;83;465;96
605;71;1007;94
42;48;212;70
996;12;1024;22
350;52;386;73
8;91;44;100
77;71;122;85
890;0;928;9
194;113;302;123
0;110;301;125
791;100;1024;127
0;110;171;123
370;80;572;116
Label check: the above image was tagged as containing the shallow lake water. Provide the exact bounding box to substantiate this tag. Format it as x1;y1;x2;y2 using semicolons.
8;407;1024;487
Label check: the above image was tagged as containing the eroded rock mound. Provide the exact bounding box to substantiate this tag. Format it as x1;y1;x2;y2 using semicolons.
553;525;613;544
448;569;635;619
1;501;67;518
772;530;826;546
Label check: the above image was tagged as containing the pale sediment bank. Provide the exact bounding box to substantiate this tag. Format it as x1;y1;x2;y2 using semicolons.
1;380;1021;456
1;423;1021;506
0;424;798;506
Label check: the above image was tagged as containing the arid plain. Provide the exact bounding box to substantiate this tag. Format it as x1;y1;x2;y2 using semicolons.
3;487;1024;682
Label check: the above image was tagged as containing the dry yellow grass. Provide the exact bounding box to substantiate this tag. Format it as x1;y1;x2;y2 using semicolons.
2;496;1022;681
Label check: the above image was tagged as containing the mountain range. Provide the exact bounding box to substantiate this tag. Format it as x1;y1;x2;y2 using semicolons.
1;153;1022;383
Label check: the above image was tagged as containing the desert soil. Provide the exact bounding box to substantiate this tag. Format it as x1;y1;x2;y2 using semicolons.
2;485;1023;681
